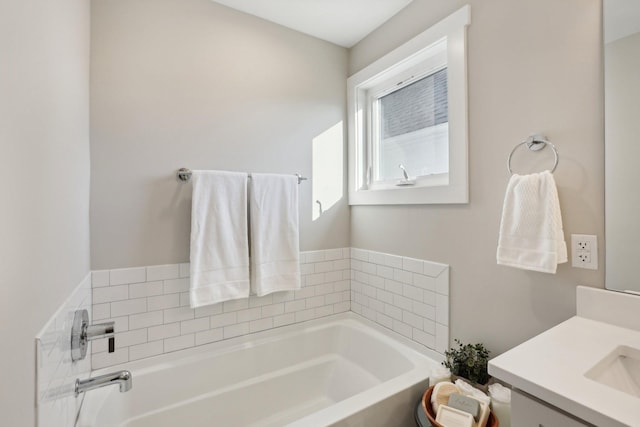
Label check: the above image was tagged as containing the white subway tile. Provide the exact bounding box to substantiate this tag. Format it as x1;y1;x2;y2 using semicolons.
436;294;449;325
376;312;394;329
210;312;237;328
249;294;272;308
424;261;448;278
362;262;377;275
333;258;350;270
384;279;403;295
148;323;180;341
179;263;190;278
315;305;333;318
305;273;325;286
392;319;413;339
393;269;412;284
436;323;449;354
164;307;194;323
384;254;403;269
116;329;147;348
130;341;163;361
196;328;223;346
376;265;394;280
369;299;384;313
93;285;128;304
180;317;210;334
393;294;413;311
435;268;449;295
324;270;342;283
164;334;194;352
412;273;436;291
147;264;180;281
223;299;249;313
354;271;370;285
130;311;163;330
147;294;180;311
163;278;190;294
180;292;190;307
424;319;436;334
300;264;315;275
403;284;423;302
91;348;129;370
224;322;249;339
413;329;435;349
369;275;384;289
285;299;306;313
402;257;424;274
91;270;110;288
294;287;315;300
402;311;423;329
424;290;436;306
351;248;369;261
324;248;344;260
272;291;294;304
368;251;386;265
306;296;325;308
351;302;362;315
250;318;273;333
353;292;369;307
111;298;147;317
295;308;316;323
361;306;376;321
324;293;342;305
334;280;350;292
362;284;377;299
351;259;363;272
305;251;325;263
385;304;402;321
334;301;350;313
377;289;393;305
194;304;223;318
261;303;284;317
92;304;110;320
314;261;334;273
314;283;334;296
273;313;295;328
110;267;146;286
129;281;163;299
237;307;261;322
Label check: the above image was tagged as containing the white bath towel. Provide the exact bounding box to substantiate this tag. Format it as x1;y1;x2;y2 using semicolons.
190;170;250;307
497;170;567;274
248;173;301;296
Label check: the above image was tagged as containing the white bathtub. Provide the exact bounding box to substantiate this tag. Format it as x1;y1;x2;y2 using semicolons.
77;313;442;427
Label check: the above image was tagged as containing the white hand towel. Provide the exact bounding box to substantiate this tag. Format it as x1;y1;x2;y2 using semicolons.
248;173;301;296
497;170;567;274
190;170;250;307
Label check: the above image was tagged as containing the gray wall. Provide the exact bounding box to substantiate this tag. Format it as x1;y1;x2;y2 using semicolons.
0;0;91;424
349;0;604;355
90;0;350;269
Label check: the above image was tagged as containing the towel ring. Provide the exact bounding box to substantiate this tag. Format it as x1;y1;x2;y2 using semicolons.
507;134;559;174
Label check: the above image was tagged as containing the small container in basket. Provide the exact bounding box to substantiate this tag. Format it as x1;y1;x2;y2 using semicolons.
421;385;499;427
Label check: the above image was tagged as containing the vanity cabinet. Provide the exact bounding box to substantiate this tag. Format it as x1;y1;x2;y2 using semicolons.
511;389;590;427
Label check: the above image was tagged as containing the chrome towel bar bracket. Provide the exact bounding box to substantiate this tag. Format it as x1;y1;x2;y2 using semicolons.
507;134;559;174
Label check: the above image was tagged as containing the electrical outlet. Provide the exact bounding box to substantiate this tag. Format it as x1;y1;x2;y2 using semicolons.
571;234;598;270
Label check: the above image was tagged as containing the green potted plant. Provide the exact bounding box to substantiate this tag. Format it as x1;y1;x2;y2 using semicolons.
443;339;491;391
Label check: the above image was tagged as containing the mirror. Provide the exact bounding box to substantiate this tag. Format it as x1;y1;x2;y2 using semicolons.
604;0;640;293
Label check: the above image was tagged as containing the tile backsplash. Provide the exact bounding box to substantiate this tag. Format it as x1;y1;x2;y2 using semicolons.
91;248;351;369
36;273;92;427
90;248;449;369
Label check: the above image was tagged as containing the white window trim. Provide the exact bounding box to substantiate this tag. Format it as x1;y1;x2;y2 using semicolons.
347;5;470;205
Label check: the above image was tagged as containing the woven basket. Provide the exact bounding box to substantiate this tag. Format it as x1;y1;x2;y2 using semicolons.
421;385;499;427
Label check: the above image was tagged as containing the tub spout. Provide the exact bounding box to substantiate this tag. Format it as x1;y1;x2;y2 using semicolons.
75;370;132;396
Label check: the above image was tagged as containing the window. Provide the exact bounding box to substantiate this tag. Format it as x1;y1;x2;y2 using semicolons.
348;6;470;205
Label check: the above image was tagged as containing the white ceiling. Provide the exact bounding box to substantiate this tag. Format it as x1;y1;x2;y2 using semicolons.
605;0;640;44
210;0;414;48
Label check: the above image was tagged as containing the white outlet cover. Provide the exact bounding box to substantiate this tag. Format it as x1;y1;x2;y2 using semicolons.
571;234;598;270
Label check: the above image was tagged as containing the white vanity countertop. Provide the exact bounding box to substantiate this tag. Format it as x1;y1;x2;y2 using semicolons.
489;315;640;427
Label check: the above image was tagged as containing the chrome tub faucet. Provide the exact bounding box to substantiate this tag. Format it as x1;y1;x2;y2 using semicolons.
75;370;132;396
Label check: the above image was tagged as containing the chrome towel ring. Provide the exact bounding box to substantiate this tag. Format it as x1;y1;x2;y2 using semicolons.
507;134;559;174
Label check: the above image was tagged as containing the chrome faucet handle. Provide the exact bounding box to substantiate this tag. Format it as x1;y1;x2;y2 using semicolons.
71;309;116;362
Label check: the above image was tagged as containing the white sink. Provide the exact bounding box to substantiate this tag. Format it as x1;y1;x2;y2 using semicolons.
585;345;640;398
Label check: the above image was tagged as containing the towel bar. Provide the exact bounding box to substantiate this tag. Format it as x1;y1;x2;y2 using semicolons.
507;134;559;174
177;168;308;184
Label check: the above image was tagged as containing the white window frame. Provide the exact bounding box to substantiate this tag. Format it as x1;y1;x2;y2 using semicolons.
347;5;470;205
